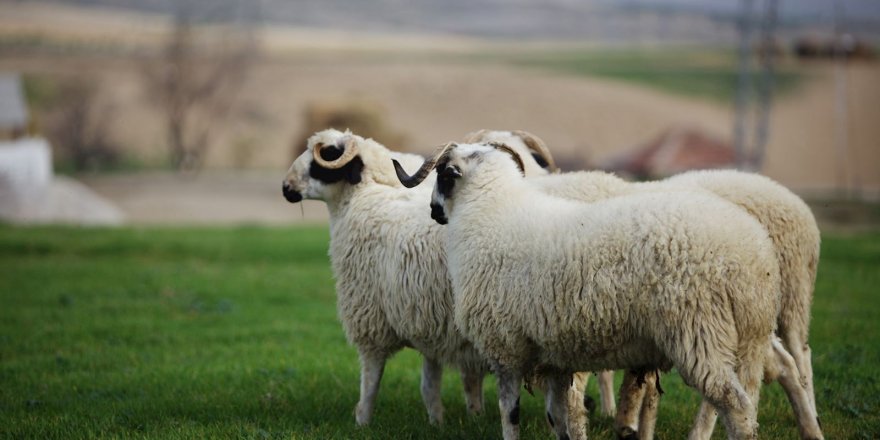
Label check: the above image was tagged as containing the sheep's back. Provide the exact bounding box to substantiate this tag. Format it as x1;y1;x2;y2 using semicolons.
447;190;779;372
667;170;820;339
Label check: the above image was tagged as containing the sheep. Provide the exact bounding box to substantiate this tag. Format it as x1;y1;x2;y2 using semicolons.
394;142;780;440
470;130;823;440
513;169;823;440
281;129;555;426
464;131;619;419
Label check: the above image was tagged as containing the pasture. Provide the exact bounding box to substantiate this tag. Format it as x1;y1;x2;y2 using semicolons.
1;226;878;438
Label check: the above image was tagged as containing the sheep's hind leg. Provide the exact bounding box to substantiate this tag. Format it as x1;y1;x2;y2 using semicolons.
699;340;764;440
421;356;444;425
765;338;824;440
596;370;617;417
497;368;523;440
678;333;761;439
355;350;387;426
782;330;820;430
461;365;486;415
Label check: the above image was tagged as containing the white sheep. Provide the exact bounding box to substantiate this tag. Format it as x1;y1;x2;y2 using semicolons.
524;170;823;440
394;142;780;440
281;129;555;426
470;130;822;440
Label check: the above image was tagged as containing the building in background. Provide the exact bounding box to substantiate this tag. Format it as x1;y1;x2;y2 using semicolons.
0;73;123;225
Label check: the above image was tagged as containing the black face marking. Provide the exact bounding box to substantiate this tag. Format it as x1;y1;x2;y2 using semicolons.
436;164;460;199
509;397;520;425
560;434;570;440
282;183;302;203
546;411;554;428
430;203;447;225
583;394;596;413
531;152;550;169
309;156;364;185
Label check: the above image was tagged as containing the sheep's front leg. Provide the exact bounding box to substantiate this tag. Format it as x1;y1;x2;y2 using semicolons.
637;371;660;440
497;368;523;440
461;365;485;414
421;356;444;425
355;350;387;426
615;370;649;439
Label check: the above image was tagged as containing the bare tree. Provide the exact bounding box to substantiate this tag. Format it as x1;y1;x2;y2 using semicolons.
142;9;257;171
45;77;119;172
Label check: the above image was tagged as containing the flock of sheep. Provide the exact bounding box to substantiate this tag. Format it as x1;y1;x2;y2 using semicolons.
281;128;823;440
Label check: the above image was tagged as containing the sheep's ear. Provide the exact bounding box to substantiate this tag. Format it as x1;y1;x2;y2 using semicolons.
345;158;364;184
531;152;549;169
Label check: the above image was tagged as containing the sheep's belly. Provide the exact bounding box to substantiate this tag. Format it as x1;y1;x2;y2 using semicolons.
543;338;669;372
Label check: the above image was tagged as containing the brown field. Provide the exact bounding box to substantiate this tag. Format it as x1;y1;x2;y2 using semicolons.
2;2;878;224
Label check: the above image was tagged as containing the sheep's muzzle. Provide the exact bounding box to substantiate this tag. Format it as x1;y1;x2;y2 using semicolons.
282;181;303;203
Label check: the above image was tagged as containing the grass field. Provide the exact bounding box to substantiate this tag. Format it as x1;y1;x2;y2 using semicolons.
1;226;878;439
483;48;804;103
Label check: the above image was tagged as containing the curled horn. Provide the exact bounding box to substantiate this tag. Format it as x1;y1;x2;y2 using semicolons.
312;135;359;169
393;142;457;188
462;129;492;143
511;130;558;173
488;142;526;176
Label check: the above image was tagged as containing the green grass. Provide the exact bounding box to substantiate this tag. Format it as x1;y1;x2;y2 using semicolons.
480;48;804;103
0;226;877;439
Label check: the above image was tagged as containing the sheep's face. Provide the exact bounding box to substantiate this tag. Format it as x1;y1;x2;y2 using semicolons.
429;155;463;225
283;129;365;203
430;143;524;225
463;130;555;175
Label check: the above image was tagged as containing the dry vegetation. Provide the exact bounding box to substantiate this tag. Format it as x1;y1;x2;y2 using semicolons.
1;2;878;196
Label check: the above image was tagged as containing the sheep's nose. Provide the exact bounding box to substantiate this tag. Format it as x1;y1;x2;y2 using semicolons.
282;181;303;203
430;203;447;225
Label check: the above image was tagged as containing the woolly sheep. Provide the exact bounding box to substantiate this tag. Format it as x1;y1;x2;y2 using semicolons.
524;170;822;440
471;130;822;440
464;131;618;419
281;129;554;426
395;142;780;440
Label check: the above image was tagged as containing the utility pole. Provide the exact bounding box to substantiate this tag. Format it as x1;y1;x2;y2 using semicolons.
732;0;755;169
751;0;778;170
832;0;853;197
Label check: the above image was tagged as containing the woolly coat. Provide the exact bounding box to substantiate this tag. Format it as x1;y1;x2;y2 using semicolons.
284;130;550;373
441;149;780;390
529;169;820;348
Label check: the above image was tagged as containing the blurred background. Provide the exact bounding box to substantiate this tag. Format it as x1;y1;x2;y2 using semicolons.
1;0;878;228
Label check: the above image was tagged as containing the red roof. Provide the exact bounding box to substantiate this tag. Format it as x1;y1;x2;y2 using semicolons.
603;127;740;179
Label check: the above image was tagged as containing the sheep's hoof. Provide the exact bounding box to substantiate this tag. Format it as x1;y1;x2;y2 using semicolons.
617;427;638;440
582;395;597;413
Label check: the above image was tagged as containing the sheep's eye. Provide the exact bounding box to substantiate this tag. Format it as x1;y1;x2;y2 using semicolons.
439;166;462;179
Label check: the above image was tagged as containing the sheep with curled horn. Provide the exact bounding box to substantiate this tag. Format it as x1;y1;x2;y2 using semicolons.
398;142;780;440
467;130;823;440
281;129;554;427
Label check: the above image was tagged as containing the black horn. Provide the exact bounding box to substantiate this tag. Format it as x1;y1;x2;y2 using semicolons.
393;142;457;188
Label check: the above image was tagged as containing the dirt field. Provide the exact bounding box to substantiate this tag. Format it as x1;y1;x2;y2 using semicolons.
2;2;878;225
